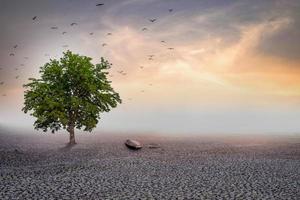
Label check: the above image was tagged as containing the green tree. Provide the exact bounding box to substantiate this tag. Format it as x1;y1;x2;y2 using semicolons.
23;51;121;144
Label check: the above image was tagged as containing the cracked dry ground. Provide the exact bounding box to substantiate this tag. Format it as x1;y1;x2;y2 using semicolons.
0;134;299;199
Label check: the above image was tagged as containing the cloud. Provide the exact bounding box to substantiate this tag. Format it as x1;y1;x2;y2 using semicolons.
1;0;300;133
86;11;299;107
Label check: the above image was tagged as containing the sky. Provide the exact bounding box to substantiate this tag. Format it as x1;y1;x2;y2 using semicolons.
0;0;300;135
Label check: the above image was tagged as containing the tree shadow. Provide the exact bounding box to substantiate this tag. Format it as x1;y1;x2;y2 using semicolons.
58;143;77;152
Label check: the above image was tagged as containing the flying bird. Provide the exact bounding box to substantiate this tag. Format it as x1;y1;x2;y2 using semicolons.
15;76;19;79
2;94;6;97
70;23;77;26
149;19;157;23
32;16;37;20
268;17;277;22
140;66;144;69
142;27;148;31
62;31;67;34
51;27;58;30
169;9;173;12
89;32;94;35
96;3;104;6
168;47;174;50
0;82;4;85
13;45;18;49
117;70;127;76
9;53;15;56
161;40;166;43
107;33;112;35
15;68;19;71
102;43;107;47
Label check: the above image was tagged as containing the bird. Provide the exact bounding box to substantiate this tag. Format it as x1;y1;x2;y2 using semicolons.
15;76;19;79
9;53;15;56
2;94;6;97
268;17;277;22
148;55;154;60
0;68;2;70
161;40;166;43
102;43;107;47
149;19;157;23
96;3;104;6
0;82;4;85
51;27;58;29
13;45;18;49
142;27;148;31
141;90;145;93
107;33;112;36
62;31;67;34
168;47;174;50
140;66;144;69
70;23;77;26
32;16;37;20
24;57;29;59
169;9;173;12
117;70;127;76
89;32;94;35
20;64;25;66
15;68;19;71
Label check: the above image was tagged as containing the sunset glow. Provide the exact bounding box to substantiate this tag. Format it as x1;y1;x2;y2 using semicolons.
0;0;299;134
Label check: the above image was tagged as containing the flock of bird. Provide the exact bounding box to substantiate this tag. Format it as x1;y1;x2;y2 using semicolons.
1;3;176;100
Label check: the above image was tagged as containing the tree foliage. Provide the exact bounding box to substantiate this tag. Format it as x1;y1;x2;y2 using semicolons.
23;51;121;134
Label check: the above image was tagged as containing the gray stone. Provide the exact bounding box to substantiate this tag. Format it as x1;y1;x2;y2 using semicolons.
125;139;142;150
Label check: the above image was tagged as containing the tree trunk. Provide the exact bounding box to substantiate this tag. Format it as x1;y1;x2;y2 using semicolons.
68;126;76;145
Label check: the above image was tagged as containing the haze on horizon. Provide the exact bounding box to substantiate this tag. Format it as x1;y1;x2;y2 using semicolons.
0;0;300;135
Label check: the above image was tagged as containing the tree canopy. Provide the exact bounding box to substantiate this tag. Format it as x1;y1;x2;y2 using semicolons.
23;51;121;143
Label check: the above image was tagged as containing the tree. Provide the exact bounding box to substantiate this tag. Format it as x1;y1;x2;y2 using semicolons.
23;51;121;144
